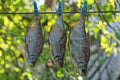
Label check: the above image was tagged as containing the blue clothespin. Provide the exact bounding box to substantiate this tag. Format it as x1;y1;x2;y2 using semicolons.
82;1;87;16
34;1;38;16
57;2;62;15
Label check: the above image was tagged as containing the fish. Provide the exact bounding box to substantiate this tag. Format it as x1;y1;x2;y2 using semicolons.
69;16;90;76
25;16;44;67
49;2;67;68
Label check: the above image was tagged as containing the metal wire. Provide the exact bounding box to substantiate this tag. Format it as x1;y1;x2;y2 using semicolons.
0;11;120;14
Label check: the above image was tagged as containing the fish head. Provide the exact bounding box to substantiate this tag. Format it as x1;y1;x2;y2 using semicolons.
78;67;86;76
57;59;63;68
54;54;64;68
77;63;87;76
28;55;37;67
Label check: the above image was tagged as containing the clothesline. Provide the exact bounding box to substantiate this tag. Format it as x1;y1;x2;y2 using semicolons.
0;11;120;14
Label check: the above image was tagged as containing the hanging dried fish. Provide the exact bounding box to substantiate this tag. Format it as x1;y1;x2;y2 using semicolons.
25;2;44;67
69;1;90;76
49;2;67;68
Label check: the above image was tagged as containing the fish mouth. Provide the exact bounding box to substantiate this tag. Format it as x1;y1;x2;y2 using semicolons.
54;55;64;68
78;66;87;76
57;61;63;68
28;55;37;67
30;61;36;67
77;63;87;76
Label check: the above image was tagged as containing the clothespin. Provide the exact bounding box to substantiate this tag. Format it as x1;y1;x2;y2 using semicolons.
57;1;62;15
34;1;38;16
82;1;87;16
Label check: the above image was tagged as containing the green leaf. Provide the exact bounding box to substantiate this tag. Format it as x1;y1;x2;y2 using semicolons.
57;69;64;79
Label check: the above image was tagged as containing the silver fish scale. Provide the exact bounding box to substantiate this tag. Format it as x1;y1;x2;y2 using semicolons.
69;18;90;75
26;27;37;55
49;16;65;46
49;15;66;68
49;17;65;44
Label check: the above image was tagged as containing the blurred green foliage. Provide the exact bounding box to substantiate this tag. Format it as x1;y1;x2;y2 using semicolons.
0;0;120;80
